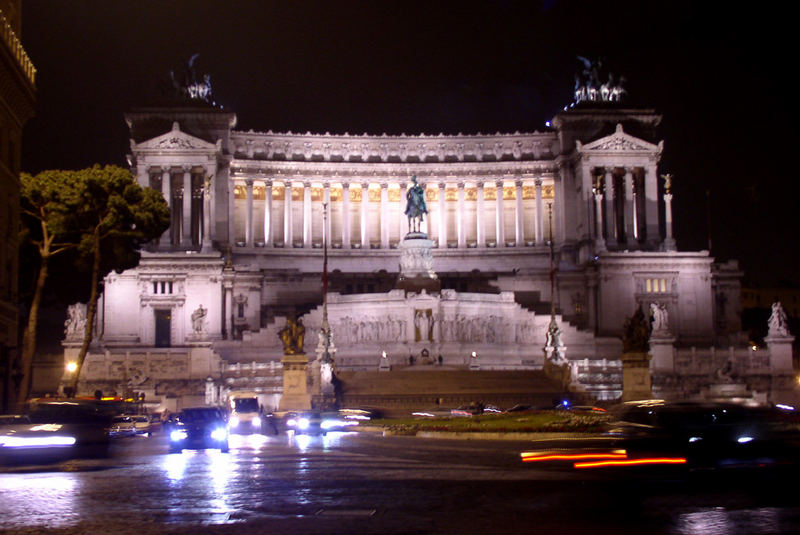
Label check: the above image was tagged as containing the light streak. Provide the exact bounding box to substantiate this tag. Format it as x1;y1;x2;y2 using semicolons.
574;457;687;469
521;452;627;462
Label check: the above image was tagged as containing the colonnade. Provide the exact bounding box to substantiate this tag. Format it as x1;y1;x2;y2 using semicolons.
232;178;555;249
150;166;212;250
589;166;656;250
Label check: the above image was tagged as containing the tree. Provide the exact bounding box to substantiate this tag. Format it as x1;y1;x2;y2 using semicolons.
18;165;170;402
18;170;84;403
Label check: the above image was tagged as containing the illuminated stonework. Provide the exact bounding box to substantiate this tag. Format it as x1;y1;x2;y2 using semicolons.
61;101;770;410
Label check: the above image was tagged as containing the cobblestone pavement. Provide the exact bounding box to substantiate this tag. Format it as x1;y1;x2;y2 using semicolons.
1;431;799;534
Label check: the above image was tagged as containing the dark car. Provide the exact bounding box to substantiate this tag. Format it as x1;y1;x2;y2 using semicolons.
1;399;113;464
606;400;800;470
169;407;229;453
286;411;326;436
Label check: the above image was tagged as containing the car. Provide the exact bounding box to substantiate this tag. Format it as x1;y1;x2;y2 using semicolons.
109;415;136;437
285;411;326;435
169;407;229;453
131;415;151;436
1;399;113;464
451;402;489;416
605;400;800;470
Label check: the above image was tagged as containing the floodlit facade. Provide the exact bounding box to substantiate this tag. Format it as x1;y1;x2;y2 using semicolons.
64;89;791;410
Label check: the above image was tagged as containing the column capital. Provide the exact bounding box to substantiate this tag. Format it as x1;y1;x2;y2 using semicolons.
342;182;350;190
495;179;504;188
182;165;192;173
323;181;330;190
534;178;542;187
361;181;370;190
303;180;312;188
515;179;523;188
264;179;273;187
476;179;484;189
245;178;254;187
457;181;465;190
380;182;388;189
438;181;446;189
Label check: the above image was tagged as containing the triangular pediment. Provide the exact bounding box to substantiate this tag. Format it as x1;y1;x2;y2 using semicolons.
577;123;662;154
134;122;218;152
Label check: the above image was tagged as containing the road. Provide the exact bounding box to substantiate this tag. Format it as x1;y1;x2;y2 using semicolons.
1;429;799;534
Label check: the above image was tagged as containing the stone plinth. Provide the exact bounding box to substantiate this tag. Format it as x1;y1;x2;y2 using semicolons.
278;353;311;411
621;351;652;401
396;235;440;294
765;334;795;372
649;334;675;373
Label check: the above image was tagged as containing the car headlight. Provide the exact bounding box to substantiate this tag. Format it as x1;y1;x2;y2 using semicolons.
251;417;261;427
286;418;297;427
297;418;310;430
170;430;188;442
228;417;240;428
210;428;227;441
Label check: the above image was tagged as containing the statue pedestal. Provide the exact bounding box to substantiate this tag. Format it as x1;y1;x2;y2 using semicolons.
278;353;311;411
396;236;440;294
765;334;795;372
621;351;652;402
649;334;675;373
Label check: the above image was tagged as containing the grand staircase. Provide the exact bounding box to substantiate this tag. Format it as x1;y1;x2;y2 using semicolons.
334;367;568;417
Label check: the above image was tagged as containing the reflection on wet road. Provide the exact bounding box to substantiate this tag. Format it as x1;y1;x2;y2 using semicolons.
2;431;799;534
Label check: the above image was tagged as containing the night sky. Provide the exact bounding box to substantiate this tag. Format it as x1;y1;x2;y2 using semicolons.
19;1;799;286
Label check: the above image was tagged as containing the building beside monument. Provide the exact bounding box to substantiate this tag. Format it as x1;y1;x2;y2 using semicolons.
1;1;35;410
61;64;796;411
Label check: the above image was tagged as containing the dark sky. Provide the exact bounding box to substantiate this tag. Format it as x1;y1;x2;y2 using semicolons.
19;1;799;286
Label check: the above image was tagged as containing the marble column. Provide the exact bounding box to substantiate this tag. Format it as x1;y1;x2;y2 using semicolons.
284;181;293;247
161;169;171;245
663;192;677;251
161;169;171;206
202;172;212;251
495;179;505;247
303;181;312;248
457;182;466;248
604;168;617;248
380;182;389;248
515;179;523;247
264;180;273;247
594;191;606;252
182;167;192;246
624;168;635;243
360;182;369;249
438;181;447;247
534;179;544;246
476;180;485;247
398;181;407;240
645;165;659;245
245;179;254;247
323;182;331;248
342;182;351;248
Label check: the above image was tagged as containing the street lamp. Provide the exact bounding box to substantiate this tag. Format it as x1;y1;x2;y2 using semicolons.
65;361;78;374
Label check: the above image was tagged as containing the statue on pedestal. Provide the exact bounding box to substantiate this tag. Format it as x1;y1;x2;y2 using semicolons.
649;303;669;334
191;304;207;334
622;307;650;353
278;316;306;355
404;175;428;234
768;301;790;337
